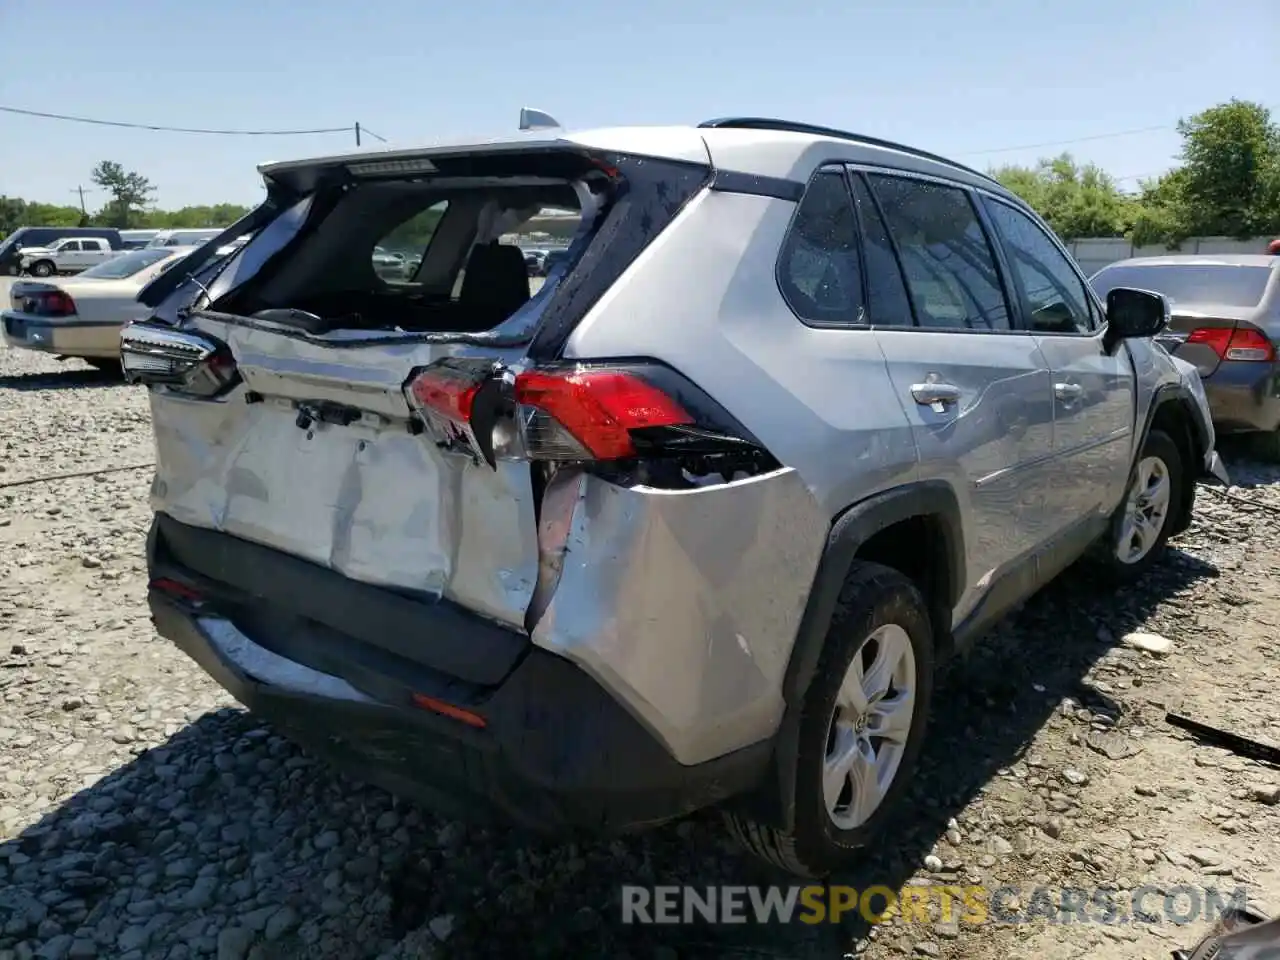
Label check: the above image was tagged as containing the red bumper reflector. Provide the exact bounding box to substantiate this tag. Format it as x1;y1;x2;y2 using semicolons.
411;693;487;729
149;577;204;602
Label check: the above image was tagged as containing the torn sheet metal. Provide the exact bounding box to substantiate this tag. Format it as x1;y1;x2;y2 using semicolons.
530;466;828;766
148;363;539;630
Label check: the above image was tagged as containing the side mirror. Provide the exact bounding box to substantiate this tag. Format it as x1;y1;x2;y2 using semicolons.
1104;287;1169;352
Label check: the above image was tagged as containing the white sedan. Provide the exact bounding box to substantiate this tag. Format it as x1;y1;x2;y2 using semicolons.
1;246;194;371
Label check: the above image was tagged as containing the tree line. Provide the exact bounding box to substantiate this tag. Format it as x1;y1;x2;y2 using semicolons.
0;161;252;240
990;99;1278;245
3;99;1277;249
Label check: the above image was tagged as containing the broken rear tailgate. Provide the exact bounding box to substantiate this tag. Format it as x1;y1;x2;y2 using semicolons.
148;316;539;630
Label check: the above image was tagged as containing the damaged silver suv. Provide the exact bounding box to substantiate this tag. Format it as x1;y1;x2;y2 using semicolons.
122;118;1228;878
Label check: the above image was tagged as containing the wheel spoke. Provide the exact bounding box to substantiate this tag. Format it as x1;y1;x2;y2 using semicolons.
846;739;883;823
823;726;859;815
837;668;870;716
1145;472;1169;509
860;630;906;705
867;691;913;744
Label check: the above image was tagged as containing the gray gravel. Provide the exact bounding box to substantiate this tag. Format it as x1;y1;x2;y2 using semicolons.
2;338;1278;960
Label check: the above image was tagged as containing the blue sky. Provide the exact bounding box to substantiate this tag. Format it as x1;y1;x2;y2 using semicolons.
1;0;1274;211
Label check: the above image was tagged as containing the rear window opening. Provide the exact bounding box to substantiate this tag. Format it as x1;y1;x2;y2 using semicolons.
210;169;605;337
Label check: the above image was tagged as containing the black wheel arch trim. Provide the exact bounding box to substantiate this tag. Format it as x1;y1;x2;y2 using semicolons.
730;480;965;831
781;480;965;707
1140;382;1211;467
1136;381;1213;536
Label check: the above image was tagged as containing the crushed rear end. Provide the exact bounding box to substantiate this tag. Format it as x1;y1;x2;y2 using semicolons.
125;135;819;831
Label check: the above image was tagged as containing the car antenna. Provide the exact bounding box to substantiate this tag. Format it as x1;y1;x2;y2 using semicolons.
519;107;561;132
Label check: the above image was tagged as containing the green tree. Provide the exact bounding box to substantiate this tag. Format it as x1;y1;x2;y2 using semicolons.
1175;99;1280;239
90;160;156;228
1128;168;1190;247
991;153;1135;240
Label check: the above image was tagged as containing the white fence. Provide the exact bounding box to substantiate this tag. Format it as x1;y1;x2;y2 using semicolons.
1066;236;1270;278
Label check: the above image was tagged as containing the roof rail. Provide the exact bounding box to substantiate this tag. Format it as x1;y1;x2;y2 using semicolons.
697;117;999;185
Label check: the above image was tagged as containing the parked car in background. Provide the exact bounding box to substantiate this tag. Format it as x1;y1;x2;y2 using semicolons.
120;229;161;249
523;249;548;276
0;227;123;276
122;119;1226;879
2;246;193;371
1091;255;1280;458
541;247;570;276
372;245;408;280
148;229;223;248
19;236;120;277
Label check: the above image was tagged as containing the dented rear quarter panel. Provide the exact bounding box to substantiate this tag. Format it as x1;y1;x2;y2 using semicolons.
529;467;829;766
556;187;919;762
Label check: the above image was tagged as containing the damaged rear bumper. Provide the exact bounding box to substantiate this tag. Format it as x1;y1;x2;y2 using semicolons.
147;515;771;834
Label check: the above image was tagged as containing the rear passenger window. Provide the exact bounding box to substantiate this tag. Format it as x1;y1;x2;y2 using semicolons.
982;198;1095;334
869;175;1011;331
778;170;863;326
849;174;915;327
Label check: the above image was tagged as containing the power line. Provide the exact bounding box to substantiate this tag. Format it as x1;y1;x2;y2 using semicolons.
956;123;1172;157
956;102;1278;158
0;104;353;137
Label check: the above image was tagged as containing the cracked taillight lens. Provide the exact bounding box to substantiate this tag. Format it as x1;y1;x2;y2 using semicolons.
120;322;239;397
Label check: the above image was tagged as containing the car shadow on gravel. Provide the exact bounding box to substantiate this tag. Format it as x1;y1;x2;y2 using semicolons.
0;551;1218;960
0;367;123;391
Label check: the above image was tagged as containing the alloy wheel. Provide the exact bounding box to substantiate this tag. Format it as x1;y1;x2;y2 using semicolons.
823;623;917;830
1115;455;1171;564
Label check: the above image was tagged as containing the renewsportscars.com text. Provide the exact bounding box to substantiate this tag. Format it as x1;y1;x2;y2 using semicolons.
620;884;1250;926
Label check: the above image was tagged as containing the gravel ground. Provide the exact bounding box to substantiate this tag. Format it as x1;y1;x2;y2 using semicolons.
2;329;1278;960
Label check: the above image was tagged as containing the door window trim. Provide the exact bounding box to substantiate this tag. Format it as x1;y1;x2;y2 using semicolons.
976;192;1106;338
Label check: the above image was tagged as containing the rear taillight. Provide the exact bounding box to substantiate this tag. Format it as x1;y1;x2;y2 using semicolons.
120;322;240;397
403;358;506;464
18;289;77;317
404;359;774;472
1187;326;1275;362
513;368;693;460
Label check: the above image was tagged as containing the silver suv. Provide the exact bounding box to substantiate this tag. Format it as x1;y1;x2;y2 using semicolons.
121;118;1228;878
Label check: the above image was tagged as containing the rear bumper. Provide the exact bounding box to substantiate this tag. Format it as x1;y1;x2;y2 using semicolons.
1203;360;1280;434
1;312;122;359
147;518;770;834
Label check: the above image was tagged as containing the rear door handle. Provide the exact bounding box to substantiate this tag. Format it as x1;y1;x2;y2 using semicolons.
1054;382;1083;402
910;382;961;412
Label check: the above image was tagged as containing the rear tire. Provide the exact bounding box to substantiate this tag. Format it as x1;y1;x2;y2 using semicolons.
1092;429;1184;583
724;562;935;878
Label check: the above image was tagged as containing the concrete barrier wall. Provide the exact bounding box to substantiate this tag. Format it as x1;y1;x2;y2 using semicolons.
1066;236;1269;278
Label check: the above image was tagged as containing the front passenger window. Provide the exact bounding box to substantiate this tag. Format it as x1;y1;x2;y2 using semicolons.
983;199;1095;335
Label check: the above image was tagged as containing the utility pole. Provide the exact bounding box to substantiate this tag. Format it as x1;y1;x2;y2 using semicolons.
354;122;361;147
71;186;91;226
